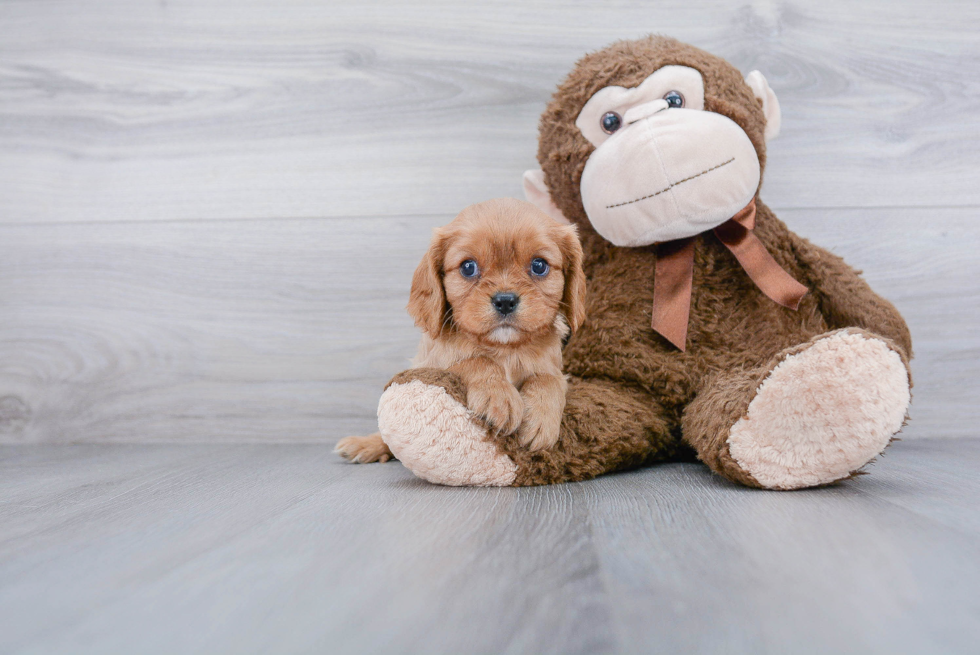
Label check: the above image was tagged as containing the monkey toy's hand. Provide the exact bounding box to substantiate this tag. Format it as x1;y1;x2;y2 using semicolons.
377;367;520;487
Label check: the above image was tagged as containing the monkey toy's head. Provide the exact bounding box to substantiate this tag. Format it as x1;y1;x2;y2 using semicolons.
524;36;782;247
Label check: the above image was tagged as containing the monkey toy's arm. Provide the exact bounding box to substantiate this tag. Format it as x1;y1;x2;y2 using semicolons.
790;234;913;359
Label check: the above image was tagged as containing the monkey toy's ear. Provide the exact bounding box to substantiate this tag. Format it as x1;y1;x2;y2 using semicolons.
745;71;782;142
523;170;572;225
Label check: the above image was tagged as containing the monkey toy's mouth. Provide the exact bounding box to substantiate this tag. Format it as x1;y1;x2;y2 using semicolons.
578;107;761;248
606;157;736;210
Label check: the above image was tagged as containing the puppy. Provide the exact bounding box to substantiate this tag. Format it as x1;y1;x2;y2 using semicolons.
336;198;586;464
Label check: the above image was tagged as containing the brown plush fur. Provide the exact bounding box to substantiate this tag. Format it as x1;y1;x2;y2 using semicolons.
385;36;912;486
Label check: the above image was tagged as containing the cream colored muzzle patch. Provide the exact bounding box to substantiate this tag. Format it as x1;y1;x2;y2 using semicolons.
579;108;760;247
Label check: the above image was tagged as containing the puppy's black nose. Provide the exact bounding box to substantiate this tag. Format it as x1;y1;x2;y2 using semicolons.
492;292;519;316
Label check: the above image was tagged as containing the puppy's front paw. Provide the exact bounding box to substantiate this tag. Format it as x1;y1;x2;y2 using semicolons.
517;406;562;452
467;382;524;435
335;434;394;463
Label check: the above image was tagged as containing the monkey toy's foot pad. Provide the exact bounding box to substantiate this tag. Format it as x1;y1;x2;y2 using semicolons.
727;329;911;490
378;379;518;486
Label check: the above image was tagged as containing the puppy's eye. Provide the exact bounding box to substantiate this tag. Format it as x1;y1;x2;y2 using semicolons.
600;111;622;134
530;258;549;277
663;90;684;108
459;259;479;278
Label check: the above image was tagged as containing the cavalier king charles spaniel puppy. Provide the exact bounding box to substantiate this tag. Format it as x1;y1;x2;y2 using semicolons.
336;197;586;464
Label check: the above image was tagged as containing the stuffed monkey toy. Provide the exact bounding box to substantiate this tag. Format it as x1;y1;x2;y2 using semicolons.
371;36;912;490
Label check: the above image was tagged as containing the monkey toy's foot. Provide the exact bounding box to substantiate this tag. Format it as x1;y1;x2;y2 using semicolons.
377;368;518;486
725;329;911;490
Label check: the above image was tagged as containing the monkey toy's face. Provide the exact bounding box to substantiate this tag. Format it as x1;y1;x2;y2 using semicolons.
525;38;782;248
575;65;760;246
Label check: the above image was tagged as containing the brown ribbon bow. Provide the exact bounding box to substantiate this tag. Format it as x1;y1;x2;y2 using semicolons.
651;199;808;351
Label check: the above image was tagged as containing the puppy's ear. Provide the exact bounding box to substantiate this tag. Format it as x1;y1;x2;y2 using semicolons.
407;228;449;336
556;224;587;332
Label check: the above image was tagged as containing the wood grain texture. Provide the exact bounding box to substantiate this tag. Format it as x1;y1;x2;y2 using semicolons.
0;439;978;654
1;0;979;224
0;207;976;444
0;215;436;442
0;0;978;444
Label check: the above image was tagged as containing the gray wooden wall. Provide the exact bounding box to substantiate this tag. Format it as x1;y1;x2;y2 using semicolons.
1;0;978;444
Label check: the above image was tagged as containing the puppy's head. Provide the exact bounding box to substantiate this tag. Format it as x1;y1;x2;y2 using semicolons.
408;198;586;345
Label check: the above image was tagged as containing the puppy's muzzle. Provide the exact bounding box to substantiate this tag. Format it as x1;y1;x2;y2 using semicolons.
491;292;519;316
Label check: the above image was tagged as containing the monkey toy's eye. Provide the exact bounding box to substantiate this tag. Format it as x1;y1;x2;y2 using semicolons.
600;111;622;134
663;90;684;108
459;260;480;278
530;258;550;276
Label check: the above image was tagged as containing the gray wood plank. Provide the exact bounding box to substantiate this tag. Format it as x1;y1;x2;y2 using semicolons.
853;439;980;538
0;445;615;654
0;214;438;443
0;207;976;444
1;0;979;224
581;458;980;654
0;439;978;654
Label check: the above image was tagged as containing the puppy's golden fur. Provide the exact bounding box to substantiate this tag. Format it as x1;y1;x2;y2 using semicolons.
336;198;586;464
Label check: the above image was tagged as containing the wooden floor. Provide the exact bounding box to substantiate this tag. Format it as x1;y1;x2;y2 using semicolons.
0;438;978;654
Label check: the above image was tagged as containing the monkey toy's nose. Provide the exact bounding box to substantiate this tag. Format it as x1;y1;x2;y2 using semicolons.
625;98;669;125
492;292;519;316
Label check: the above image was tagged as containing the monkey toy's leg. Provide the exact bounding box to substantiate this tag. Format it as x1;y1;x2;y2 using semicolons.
377;368;682;486
682;328;911;490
